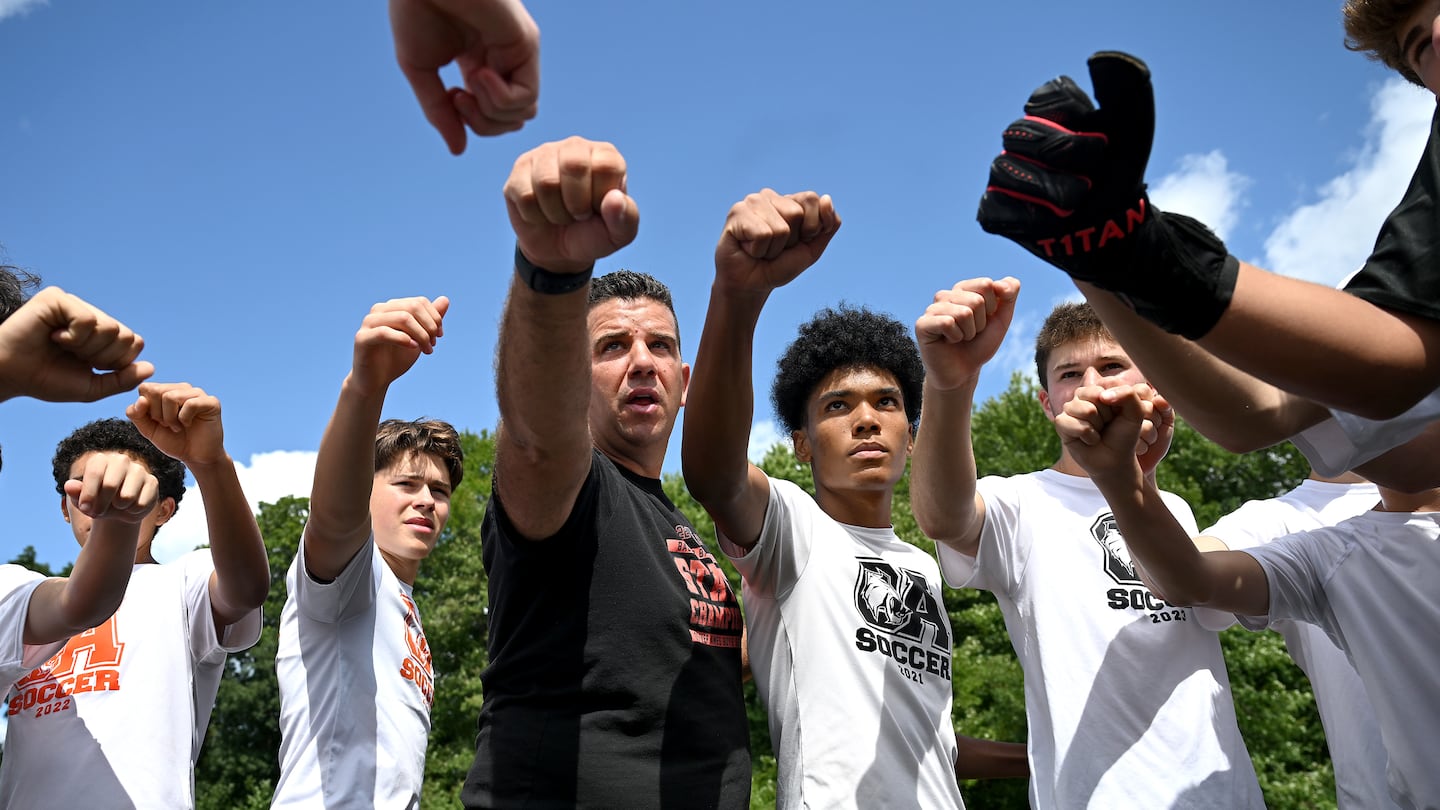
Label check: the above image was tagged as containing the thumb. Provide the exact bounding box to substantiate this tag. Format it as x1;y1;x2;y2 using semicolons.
1087;51;1155;189
599;188;640;251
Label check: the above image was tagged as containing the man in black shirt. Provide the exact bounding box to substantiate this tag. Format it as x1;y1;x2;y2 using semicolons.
462;136;750;809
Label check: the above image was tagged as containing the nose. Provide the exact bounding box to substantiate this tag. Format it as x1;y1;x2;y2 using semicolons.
1081;367;1102;386
413;487;435;510
852;401;881;435
627;341;657;377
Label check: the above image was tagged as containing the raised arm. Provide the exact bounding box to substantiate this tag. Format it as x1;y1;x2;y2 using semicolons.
975;51;1440;421
682;189;839;549
909;278;1019;557
389;0;539;153
1077;281;1329;453
303;297;448;580
494;136;638;540
26;452;157;644
127;382;269;629
0;286;153;404
1057;384;1271;616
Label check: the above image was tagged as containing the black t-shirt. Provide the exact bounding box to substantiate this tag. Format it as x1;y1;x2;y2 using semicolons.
1345;101;1440;321
463;450;751;810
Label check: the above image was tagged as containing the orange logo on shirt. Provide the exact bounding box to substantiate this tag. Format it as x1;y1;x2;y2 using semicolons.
8;616;125;718
397;592;434;707
667;534;743;649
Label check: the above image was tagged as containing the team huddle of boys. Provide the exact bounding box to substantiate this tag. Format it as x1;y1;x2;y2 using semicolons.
4;0;1440;808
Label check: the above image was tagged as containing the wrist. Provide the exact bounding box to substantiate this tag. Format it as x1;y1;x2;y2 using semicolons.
514;244;593;294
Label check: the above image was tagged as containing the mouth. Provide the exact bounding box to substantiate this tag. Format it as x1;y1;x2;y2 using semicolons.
850;442;887;459
624;389;661;412
404;518;435;532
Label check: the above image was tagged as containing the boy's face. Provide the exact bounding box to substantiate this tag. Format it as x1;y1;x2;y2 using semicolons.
370;451;452;566
792;366;913;497
586;297;690;469
1038;337;1147;424
1399;0;1440;94
60;450;172;561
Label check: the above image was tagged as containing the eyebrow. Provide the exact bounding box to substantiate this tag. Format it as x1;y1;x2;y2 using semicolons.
818;385;901;400
1052;355;1129;371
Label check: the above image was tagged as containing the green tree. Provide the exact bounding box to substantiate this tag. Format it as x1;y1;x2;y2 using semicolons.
195;495;306;810
416;429;496;810
8;545;73;577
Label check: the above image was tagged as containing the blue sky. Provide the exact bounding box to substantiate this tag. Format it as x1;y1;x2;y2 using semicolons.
1;0;1431;567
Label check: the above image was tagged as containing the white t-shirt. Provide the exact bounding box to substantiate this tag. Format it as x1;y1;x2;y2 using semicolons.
724;477;965;810
1243;510;1440;810
273;535;435;809
1292;388;1440;476
0;564;65;685
0;550;261;809
1205;480;1396;810
937;469;1263;810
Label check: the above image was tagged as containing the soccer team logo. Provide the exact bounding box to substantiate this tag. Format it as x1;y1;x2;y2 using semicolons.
1091;512;1142;585
852;557;949;651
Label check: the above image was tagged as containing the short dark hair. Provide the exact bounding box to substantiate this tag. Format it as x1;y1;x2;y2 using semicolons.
375;418;464;490
0;264;40;325
1343;0;1424;86
588;270;680;349
771;305;924;434
52;419;187;519
1034;301;1114;389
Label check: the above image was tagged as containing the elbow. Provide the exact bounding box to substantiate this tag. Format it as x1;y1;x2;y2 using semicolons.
230;573;272;613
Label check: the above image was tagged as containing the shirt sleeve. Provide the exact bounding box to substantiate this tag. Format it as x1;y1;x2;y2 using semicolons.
935;476;1024;594
1343;102;1440;323
0;565;64;683
288;531;380;625
1291;389;1440;476
724;477;815;601
179;550;262;664
1236;533;1339;642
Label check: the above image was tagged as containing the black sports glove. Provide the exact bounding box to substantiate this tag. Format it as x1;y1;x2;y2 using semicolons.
977;51;1239;340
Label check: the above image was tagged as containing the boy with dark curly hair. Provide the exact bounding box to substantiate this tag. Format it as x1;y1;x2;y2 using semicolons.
684;189;1025;809
1;385;269;809
910;296;1263;809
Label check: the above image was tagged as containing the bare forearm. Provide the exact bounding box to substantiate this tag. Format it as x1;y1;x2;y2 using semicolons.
493;276;593;537
189;457;269;623
954;734;1029;780
304;379;389;574
911;379;983;551
681;285;768;506
1199;263;1440;420
1078;281;1326;451
27;523;139;643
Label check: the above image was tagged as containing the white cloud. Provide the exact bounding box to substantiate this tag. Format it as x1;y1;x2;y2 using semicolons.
1149;150;1251;241
748;419;786;462
1261;78;1434;286
153;450;317;563
0;0;47;22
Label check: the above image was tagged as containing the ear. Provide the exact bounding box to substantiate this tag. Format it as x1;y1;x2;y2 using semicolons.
905;425;916;457
60;495;72;523
792;429;812;463
678;362;691;408
1038;386;1056;421
151;496;177;527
